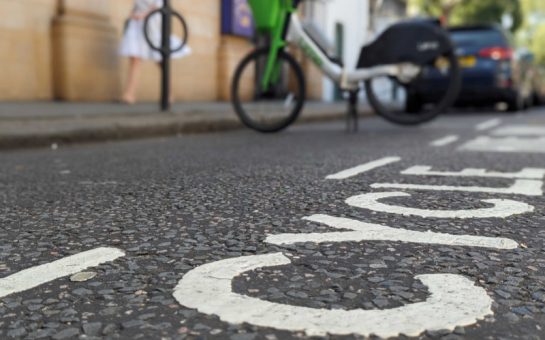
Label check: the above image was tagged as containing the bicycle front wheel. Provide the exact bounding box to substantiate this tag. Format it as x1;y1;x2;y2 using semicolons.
231;48;306;133
364;48;461;126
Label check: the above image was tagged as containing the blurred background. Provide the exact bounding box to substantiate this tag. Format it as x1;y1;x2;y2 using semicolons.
0;0;543;109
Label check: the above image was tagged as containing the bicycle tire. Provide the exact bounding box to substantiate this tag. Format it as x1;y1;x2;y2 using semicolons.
231;48;306;133
364;46;461;126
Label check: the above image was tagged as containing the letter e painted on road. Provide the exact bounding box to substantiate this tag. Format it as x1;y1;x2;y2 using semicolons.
346;192;534;219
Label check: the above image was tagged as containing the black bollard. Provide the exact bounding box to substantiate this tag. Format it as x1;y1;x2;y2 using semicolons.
160;0;172;111
144;0;188;111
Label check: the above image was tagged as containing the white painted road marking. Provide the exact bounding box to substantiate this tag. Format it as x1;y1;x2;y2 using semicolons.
492;125;545;136
402;166;545;179
460;136;545;153
0;248;125;299
346;192;534;219
174;253;493;338
430;135;459;147
265;214;518;249
476;118;502;131
174;158;539;335
371;179;543;196
326;157;401;180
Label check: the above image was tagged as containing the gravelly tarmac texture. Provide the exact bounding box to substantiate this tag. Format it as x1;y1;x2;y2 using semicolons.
0;110;544;340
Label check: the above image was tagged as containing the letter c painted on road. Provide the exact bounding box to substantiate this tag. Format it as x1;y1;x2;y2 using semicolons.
174;253;493;338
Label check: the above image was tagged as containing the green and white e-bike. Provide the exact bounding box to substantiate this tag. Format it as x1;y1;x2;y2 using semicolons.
231;0;461;133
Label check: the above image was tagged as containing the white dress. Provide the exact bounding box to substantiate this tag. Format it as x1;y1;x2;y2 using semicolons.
119;0;191;61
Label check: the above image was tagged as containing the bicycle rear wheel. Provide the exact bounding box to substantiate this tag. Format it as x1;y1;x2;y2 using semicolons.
364;48;460;125
231;48;306;133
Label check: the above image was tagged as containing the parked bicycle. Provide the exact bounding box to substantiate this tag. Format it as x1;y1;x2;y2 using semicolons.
231;0;461;133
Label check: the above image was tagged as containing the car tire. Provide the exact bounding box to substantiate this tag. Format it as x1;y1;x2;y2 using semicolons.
524;95;534;109
533;92;542;106
405;94;423;113
506;92;523;112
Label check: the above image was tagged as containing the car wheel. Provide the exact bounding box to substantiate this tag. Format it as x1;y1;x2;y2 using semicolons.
533;92;542;106
405;94;423;113
506;92;523;112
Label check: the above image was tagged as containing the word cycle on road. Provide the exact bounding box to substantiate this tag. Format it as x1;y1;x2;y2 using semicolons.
0;159;543;337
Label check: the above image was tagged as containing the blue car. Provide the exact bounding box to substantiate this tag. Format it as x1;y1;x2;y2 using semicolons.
413;25;526;111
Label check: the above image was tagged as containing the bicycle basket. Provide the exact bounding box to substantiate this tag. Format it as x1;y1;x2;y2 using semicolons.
248;0;280;31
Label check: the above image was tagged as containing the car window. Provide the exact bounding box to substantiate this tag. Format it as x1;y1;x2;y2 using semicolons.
449;29;507;48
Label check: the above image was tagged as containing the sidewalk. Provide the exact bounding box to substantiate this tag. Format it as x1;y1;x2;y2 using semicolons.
0;101;361;149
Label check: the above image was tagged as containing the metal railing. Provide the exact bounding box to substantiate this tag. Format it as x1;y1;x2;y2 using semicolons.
144;0;188;111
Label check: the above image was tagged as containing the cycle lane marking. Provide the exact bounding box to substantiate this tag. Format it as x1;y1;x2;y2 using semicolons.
346;192;534;219
326;156;401;180
430;135;459;147
266;214;518;249
371;179;543;196
0;155;536;337
401;166;545;179
0;247;125;299
491;125;545;136
460;123;545;153
476;118;502;131
174;161;534;337
460;136;545;153
174;253;493;338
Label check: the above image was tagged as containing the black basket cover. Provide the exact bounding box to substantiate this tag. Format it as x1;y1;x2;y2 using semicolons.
358;21;452;68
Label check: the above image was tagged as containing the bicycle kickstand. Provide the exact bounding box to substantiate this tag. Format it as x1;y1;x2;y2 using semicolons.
346;90;359;133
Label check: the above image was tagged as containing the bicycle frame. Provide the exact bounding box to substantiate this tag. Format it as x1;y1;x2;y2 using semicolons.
261;1;419;91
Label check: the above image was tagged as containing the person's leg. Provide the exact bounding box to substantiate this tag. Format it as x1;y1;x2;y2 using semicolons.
121;57;142;104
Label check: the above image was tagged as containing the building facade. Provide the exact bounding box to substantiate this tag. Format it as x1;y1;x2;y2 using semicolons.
314;0;371;102
0;0;322;103
301;0;407;102
370;0;408;34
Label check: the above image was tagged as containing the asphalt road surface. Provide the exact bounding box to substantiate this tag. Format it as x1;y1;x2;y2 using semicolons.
1;108;545;340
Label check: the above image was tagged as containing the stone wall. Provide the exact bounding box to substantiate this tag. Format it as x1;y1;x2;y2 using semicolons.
110;0;242;102
0;0;321;102
52;0;120;101
0;0;57;100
